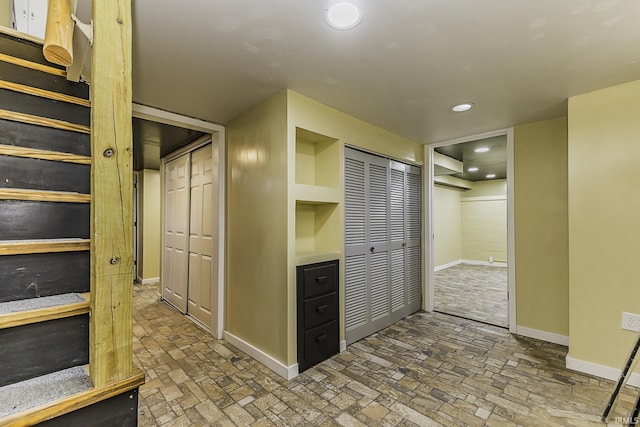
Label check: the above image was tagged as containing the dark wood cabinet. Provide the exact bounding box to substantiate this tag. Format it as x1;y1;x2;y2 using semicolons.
297;260;339;372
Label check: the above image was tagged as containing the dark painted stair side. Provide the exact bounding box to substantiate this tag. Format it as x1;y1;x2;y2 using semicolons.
0;119;90;156
0;252;89;303
0;312;89;386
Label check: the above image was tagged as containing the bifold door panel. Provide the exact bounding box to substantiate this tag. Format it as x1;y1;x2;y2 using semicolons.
344;148;421;344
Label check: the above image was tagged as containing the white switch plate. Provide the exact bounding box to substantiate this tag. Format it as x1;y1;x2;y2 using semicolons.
622;312;640;332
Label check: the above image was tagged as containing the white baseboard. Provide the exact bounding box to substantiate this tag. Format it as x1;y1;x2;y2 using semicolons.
434;259;462;272
462;259;508;268
566;355;640;388
340;340;347;352
223;331;298;380
516;326;569;346
137;277;160;285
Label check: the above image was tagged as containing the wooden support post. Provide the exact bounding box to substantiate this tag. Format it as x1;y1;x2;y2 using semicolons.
43;0;74;66
89;0;133;387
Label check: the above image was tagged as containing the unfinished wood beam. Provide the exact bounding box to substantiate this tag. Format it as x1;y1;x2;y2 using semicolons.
43;0;74;67
89;0;133;387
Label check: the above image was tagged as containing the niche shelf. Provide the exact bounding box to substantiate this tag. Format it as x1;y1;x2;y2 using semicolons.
295;127;340;190
295;201;341;265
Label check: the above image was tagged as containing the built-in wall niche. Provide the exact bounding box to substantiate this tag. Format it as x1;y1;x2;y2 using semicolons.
295;201;340;262
295;127;340;188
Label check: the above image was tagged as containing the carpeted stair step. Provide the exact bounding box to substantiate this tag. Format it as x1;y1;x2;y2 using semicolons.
0;293;89;387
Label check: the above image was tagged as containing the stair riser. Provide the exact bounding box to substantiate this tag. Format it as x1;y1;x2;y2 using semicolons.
0;61;90;100
0;314;89;386
0;119;90;156
0;252;89;303
0;156;90;193
0;89;90;127
0;200;89;240
39;388;139;427
0;36;64;70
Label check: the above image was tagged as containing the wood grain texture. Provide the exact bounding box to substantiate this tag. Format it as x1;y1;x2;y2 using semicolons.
0;143;91;164
0;80;90;107
0;239;90;255
0;109;90;134
89;0;135;387
0;189;90;203
0;292;90;329
0;53;66;77
0;369;144;427
43;0;74;67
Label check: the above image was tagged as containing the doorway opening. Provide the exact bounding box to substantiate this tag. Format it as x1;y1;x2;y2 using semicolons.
132;104;226;338
426;129;515;332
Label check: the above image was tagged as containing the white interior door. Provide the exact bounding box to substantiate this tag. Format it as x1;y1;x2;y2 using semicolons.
162;154;190;312
187;145;213;327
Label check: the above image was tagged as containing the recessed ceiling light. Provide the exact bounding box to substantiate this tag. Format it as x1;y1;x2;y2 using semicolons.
451;102;474;112
326;2;362;30
474;147;490;153
467;167;478;172
486;174;496;179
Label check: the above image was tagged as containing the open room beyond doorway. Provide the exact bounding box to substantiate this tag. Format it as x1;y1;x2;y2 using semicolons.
427;129;515;331
132;104;226;339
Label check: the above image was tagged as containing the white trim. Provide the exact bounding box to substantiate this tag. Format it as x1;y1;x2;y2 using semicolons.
138;277;160;285
426;127;516;333
516;326;569;346
461;195;507;202
132;104;225;134
461;259;508;268
340;340;347;352
136;103;226;340
163;135;211;163
223;331;299;380
506;128;516;334
566;355;640;388
434;259;462;272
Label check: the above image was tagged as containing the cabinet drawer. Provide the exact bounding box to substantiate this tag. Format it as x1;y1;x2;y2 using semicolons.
304;320;339;367
304;292;337;330
302;263;337;298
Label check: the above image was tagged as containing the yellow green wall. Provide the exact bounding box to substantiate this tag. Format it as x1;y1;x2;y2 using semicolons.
568;79;640;368
139;169;161;281
226;91;289;363
514;117;568;336
433;185;462;267
227;90;423;369
0;3;11;28
461;180;507;263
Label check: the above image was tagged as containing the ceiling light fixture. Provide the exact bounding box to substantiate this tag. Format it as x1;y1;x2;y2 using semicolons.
467;167;478;172
325;2;362;30
451;102;474;112
474;147;490;153
486;174;496;179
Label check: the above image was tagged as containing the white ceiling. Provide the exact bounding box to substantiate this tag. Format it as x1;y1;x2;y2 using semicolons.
130;0;640;144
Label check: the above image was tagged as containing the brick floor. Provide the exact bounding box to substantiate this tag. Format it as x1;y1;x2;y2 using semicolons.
133;282;636;426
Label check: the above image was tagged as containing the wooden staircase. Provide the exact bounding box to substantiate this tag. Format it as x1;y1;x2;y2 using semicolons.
0;29;143;426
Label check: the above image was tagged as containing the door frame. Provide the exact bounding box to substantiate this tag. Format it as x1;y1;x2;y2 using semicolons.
424;128;516;333
133;103;226;339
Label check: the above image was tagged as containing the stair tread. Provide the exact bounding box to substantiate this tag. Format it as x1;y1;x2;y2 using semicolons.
0;293;85;315
0;366;92;418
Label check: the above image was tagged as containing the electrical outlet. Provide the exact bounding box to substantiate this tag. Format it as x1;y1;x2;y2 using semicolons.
622;312;640;332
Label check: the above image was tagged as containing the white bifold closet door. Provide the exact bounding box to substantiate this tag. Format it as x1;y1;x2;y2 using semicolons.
162;144;215;329
345;147;421;345
163;154;190;312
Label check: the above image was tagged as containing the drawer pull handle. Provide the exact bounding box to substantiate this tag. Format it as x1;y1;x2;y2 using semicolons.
315;275;328;284
315;334;327;343
316;304;329;313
